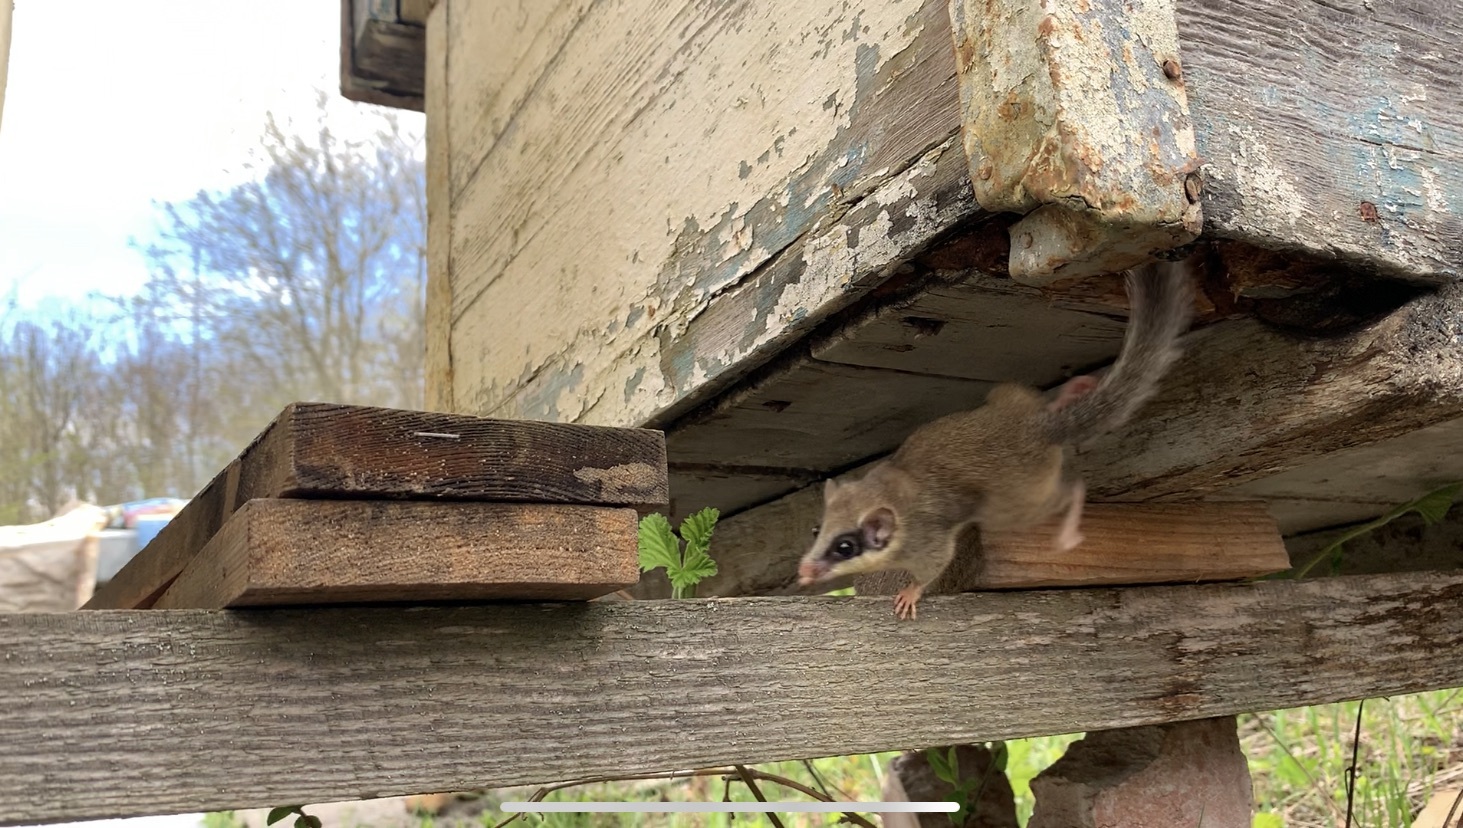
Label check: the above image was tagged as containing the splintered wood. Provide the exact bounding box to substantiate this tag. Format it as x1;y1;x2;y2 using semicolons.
87;402;666;610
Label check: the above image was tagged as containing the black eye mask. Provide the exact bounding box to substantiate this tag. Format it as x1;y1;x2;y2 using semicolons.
828;532;864;560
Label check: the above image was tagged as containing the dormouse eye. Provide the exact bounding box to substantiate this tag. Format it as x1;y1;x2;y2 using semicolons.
811;524;820;538
832;534;862;559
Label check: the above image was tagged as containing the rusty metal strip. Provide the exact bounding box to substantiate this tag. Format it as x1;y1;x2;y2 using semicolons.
948;0;1203;284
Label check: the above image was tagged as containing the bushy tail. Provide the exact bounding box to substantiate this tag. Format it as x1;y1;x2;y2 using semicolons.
1040;259;1195;444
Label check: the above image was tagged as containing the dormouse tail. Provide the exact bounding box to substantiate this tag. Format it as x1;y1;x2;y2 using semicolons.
1040;259;1195;445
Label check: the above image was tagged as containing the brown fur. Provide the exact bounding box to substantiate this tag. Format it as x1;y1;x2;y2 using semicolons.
797;260;1195;618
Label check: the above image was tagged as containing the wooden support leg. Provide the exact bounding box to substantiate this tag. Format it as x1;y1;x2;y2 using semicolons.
1029;717;1253;828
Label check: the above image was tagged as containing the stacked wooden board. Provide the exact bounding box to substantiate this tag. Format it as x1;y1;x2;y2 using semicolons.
84;403;668;610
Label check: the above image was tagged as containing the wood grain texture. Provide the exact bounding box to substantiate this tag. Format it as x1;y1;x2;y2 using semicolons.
151;500;639;609
339;0;426;111
810;275;1128;383
1080;282;1463;501
642;498;1285;599
429;0;1460;444
1181;0;1463;281
1227;415;1463;535
667;357;995;471
974;501;1286;588
439;0;972;428
5;571;1463;824
87;403;667;610
424;2;453;412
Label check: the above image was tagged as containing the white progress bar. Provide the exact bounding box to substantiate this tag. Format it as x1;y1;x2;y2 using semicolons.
502;802;957;813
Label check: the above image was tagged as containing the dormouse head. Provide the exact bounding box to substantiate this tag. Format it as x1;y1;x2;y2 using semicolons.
796;468;909;586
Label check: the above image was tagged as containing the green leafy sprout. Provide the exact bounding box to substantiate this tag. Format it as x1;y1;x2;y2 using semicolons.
1291;482;1462;579
265;806;320;828
925;742;1007;826
637;507;720;599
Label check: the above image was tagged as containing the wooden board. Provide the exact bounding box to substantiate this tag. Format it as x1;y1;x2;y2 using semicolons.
1080;282;1463;502
1181;0;1463;281
87;403;667;610
974;501;1286;588
150;500;639;609
5;571;1463;824
640;499;1285;598
438;0;974;428
340;0;426;110
667;357;995;471
810;275;1128;383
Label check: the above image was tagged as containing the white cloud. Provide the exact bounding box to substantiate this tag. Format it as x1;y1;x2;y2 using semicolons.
0;0;424;305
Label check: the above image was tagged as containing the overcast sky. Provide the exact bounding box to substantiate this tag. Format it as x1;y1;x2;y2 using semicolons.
0;0;424;310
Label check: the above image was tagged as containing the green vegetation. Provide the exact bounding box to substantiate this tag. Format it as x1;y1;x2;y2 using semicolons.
1291;482;1462;578
637;508;720;599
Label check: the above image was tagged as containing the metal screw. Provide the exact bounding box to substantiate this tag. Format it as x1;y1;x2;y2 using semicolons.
1162;58;1182;80
1021;233;1034;249
977;159;993;180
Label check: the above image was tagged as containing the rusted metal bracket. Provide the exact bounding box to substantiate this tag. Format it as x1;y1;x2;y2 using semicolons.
948;0;1203;285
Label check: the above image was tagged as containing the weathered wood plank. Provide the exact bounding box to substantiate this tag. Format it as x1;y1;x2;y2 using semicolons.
5;571;1463;824
974;501;1287;588
1227;416;1463;535
424;2;453;412
151;500;638;609
645;499;1286;599
1080;282;1463;501
1181;0;1463;280
666;357;995;471
809;274;1128;383
87;403;667;610
339;0;426;111
441;0;970;427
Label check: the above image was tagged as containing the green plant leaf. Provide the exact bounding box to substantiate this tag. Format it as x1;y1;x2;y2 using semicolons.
946;747;960;780
679;507;720;558
637;513;680;573
925;747;953;784
1408;482;1462;525
1252;813;1284;828
676;544;719;587
990;741;1008;773
266;808;297;826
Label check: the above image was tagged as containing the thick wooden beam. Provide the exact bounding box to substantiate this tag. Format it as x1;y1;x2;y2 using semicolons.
151;500;639;609
87;403;667;610
3;571;1461;825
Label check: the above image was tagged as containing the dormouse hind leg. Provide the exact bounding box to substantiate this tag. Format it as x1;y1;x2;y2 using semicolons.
1056;479;1086;551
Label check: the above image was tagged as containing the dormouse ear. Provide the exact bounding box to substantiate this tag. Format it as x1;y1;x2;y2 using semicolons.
824;478;841;498
860;508;896;550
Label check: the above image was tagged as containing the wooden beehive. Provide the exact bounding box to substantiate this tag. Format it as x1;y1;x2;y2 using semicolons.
339;0;1463;584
